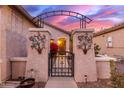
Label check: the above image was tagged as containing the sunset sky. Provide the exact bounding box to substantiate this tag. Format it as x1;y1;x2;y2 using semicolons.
23;5;124;32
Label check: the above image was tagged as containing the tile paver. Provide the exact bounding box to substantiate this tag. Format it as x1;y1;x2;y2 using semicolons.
45;77;78;88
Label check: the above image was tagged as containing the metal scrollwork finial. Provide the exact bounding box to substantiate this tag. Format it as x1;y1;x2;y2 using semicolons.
77;32;93;54
29;32;46;54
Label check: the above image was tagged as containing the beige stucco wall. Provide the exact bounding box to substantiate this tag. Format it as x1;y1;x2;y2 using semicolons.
26;29;50;82
0;6;70;82
12;61;26;79
0;59;1;84
0;6;35;81
0;7;2;83
10;57;27;79
93;28;124;57
73;29;97;82
96;61;111;79
0;7;2;59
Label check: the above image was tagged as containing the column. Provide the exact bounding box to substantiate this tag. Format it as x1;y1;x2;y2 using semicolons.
26;28;51;82
72;29;97;82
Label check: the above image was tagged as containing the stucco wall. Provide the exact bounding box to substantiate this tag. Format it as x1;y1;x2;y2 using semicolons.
73;29;97;82
0;8;1;83
0;6;35;81
0;8;2;83
96;61;111;79
26;29;50;82
10;58;27;80
93;28;124;57
0;6;70;81
0;59;1;84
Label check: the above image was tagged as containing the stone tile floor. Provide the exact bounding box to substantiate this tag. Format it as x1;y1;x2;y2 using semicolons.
45;77;78;88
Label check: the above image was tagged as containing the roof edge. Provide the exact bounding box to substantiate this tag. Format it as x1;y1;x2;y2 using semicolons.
94;23;124;37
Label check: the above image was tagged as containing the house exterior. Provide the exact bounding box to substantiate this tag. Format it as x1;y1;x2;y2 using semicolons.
0;5;114;85
93;23;124;58
0;5;70;82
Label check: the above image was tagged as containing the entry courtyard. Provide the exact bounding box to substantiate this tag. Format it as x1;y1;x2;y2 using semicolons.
0;5;124;88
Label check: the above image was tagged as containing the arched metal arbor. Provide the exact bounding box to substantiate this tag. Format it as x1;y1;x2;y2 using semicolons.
33;10;92;29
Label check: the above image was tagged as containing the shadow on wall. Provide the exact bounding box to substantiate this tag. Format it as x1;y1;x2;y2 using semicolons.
6;31;27;58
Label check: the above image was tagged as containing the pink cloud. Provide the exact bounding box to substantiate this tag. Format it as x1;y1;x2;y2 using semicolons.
41;5;124;32
88;20;113;31
47;18;113;32
24;5;124;32
71;5;93;12
62;22;80;31
46;16;69;26
95;7;124;19
55;20;113;32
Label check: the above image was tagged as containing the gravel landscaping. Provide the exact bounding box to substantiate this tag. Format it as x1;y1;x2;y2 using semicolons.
76;79;112;88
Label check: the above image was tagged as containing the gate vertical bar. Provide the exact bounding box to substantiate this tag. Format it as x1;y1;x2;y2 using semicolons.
58;53;60;76
50;54;53;76
72;53;74;77
48;53;50;76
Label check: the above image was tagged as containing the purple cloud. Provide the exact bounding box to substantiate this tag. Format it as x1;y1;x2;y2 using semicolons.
23;5;124;31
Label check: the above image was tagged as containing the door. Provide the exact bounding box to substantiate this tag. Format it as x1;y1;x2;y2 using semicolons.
58;38;66;55
58;38;66;51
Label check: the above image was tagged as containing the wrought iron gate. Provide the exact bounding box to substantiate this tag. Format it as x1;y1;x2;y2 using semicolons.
48;51;74;77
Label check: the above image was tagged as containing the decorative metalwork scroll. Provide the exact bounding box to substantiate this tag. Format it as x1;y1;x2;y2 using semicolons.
77;32;93;54
29;32;46;54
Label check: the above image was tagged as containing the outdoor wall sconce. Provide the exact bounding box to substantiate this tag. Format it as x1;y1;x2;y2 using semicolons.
84;75;88;84
77;32;93;54
29;32;46;54
27;68;37;79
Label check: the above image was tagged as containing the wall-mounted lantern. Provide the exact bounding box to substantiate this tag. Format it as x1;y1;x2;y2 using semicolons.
77;31;93;54
29;32;46;54
84;75;88;84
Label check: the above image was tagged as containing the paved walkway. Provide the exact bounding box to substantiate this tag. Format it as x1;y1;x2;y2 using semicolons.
45;77;78;88
0;81;20;88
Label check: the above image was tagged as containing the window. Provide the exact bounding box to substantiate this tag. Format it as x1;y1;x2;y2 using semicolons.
106;36;113;48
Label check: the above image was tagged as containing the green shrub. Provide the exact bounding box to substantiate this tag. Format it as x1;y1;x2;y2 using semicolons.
94;43;101;56
110;61;124;88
